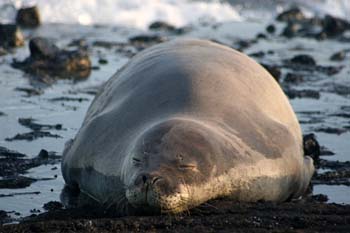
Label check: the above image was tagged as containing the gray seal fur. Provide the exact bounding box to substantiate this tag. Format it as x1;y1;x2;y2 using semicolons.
62;39;314;213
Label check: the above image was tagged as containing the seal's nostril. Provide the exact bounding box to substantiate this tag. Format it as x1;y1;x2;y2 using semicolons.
142;175;147;183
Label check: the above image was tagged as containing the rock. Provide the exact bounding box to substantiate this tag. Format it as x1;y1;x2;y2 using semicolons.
284;73;304;84
341;106;350;111
0;46;7;56
12;37;91;80
30;209;41;213
318;159;350;170
92;40;124;49
320;146;335;156
149;21;175;31
128;35;167;51
284;57;342;76
14;87;44;96
98;58;108;64
332;84;350;95
43;201;63;211
16;6;41;28
29;37;60;59
316;65;343;75
0;176;36;189
0;210;10;224
281;23;301;38
249;51;265;58
314;170;350;186
37;149;49;159
315;31;328;40
321;15;350;37
266;24;276;34
290;54;316;66
303;133;320;162
174;27;190;35
315;127;347;135
49;96;89;102
0;210;7;219
0;146;26;158
339;34;350;42
311;194;328;203
0;24;24;48
18;118;63;131
256;33;267;39
276;15;340;39
68;39;88;48
330;50;346;61
235;39;255;51
0;148;60;177
276;8;305;22
329;113;350;118
5;131;62;141
129;35;166;44
285;89;320;99
260;63;281;82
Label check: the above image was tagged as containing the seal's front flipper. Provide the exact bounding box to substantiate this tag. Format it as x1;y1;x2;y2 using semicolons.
295;156;315;198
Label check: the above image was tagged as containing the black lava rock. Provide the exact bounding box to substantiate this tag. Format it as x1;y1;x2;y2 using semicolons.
303;133;320;162
285;89;320;99
284;73;304;84
129;35;165;44
0;24;24;48
261;63;281;82
266;24;276;34
256;33;267;39
281;23;301;38
29;37;60;59
43;201;63;211
290;54;316;66
249;51;265;58
321;15;350;37
149;21;176;31
16;6;41;28
276;8;305;22
12;37;91;80
0;146;26;158
98;58;108;64
330;50;346;61
0;176;36;189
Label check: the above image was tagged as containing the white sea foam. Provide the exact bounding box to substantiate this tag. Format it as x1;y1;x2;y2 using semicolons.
0;0;349;29
0;0;241;29
295;0;350;19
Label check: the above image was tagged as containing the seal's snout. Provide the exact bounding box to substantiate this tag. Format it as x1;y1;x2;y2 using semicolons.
134;173;164;187
126;172;170;211
125;118;219;212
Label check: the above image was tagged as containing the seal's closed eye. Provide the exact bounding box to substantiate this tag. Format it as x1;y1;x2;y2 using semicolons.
178;164;197;171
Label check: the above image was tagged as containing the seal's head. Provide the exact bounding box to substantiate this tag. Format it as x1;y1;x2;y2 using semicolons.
124;118;229;214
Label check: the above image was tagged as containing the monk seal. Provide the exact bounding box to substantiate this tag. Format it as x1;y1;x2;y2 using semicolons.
62;39;314;214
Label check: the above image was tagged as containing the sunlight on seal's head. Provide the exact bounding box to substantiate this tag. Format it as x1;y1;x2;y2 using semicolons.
124;118;222;213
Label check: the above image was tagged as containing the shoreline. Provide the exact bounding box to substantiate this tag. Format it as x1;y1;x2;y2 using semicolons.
0;6;350;231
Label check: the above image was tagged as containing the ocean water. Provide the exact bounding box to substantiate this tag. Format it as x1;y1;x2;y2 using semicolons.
0;0;349;221
0;0;349;29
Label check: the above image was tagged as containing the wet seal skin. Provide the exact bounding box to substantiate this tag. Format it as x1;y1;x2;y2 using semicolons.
61;39;314;214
